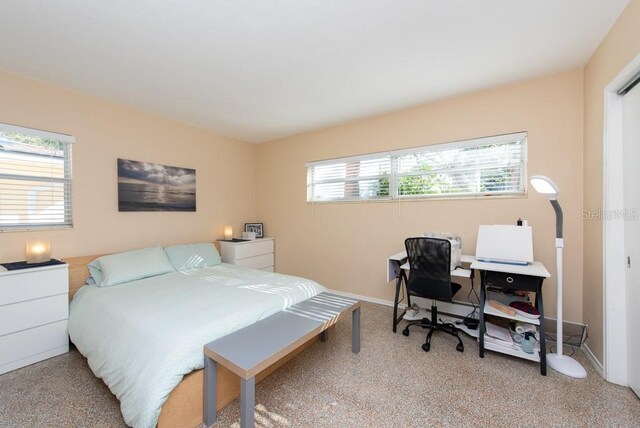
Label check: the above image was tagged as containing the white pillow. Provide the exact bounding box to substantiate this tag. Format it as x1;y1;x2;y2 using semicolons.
89;246;175;287
163;243;222;270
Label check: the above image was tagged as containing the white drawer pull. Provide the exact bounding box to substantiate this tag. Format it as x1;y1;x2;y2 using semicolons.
506;276;514;284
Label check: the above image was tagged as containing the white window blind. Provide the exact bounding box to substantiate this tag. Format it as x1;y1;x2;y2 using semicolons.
306;132;527;202
306;153;391;202
0;123;74;231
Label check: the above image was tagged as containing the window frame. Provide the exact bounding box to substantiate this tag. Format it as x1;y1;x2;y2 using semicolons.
306;132;527;203
0;122;74;231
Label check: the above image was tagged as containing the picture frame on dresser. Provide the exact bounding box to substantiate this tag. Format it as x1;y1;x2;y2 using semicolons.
244;223;264;239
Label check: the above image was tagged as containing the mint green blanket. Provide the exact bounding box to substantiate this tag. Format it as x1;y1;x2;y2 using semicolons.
68;263;325;428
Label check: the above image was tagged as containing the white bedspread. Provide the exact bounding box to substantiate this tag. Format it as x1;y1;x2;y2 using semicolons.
68;263;325;428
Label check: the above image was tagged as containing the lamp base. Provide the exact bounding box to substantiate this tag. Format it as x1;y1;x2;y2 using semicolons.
547;354;587;378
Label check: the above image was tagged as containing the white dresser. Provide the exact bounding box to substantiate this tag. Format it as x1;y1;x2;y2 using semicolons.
0;263;69;375
220;238;275;272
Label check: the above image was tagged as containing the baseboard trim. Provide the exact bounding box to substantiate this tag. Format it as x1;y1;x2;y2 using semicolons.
582;343;604;378
327;289;475;319
328;289;395;307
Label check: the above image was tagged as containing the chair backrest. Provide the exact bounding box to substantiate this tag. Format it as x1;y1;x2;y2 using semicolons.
404;237;453;302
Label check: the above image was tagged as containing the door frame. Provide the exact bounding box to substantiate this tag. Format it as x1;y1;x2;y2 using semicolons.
603;52;640;385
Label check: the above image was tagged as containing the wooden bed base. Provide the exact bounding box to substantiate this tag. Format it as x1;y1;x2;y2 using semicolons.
64;253;320;428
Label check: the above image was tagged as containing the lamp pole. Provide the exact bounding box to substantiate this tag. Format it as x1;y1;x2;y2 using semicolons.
550;199;565;361
529;175;586;378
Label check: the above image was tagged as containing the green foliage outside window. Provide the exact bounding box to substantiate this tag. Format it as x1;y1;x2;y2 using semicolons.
0;131;64;152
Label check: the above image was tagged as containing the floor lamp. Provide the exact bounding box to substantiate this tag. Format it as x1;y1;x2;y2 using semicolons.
529;175;587;378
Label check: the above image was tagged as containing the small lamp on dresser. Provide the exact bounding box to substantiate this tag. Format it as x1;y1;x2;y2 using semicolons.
25;241;51;264
223;226;233;240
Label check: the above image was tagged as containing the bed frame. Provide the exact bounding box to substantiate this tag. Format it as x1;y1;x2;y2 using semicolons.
64;253;321;428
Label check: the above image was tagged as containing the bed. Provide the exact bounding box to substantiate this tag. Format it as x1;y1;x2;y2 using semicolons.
64;244;326;428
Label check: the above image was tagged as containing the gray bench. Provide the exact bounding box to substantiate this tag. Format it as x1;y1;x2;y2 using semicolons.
203;292;361;428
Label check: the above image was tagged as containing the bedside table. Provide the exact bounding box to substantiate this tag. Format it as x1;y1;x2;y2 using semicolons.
0;263;70;375
220;237;275;272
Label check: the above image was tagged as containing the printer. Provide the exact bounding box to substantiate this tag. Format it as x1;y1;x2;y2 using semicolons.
423;232;462;270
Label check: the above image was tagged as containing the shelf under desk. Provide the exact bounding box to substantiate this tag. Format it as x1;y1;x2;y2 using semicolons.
473;260;549;375
483;302;541;325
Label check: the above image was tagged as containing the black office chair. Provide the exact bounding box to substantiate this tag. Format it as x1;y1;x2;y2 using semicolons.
401;237;465;353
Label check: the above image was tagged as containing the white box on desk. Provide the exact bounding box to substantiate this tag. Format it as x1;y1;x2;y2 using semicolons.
476;225;533;265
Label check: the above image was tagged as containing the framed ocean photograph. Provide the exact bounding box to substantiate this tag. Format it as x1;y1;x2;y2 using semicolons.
117;158;196;212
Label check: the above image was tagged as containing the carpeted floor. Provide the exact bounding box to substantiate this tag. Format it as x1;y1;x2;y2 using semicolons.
1;302;639;427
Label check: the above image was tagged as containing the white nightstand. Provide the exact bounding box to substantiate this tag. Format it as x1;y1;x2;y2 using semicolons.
220;238;275;272
0;262;69;375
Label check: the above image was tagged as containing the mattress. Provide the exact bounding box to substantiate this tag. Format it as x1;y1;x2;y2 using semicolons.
68;263;325;428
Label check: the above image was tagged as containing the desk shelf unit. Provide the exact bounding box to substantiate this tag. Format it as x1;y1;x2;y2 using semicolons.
483;339;540;363
410;303;542;363
482;303;541;325
473;261;550;375
388;251;550;374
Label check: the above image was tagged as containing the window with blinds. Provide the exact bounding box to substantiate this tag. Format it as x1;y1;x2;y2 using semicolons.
306;132;527;202
0;123;74;230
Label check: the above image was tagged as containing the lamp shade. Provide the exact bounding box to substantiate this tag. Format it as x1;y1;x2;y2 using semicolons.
223;225;233;240
26;241;51;264
529;175;559;199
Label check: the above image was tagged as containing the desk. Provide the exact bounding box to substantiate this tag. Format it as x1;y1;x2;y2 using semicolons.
388;251;475;332
387;251;475;282
471;260;550;375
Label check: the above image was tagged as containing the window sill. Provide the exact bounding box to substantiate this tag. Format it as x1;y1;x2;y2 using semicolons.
307;193;528;205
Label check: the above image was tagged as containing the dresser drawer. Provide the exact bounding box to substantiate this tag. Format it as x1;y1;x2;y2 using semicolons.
0;294;68;337
0;320;68;368
484;270;540;292
234;253;274;270
0;266;68;305
232;240;274;260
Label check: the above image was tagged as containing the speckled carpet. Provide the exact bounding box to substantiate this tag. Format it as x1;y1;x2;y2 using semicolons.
1;302;638;428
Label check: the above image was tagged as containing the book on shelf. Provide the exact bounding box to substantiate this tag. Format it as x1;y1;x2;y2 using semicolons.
485;322;513;345
486;287;530;306
484;334;516;348
484;332;541;353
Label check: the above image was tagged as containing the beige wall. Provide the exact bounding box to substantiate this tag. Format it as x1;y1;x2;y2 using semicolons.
257;69;584;323
6;1;635;365
583;0;640;363
0;70;256;261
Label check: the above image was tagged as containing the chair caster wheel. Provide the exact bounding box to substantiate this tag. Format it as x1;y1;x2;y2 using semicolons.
402;328;409;336
422;343;430;352
456;343;464;353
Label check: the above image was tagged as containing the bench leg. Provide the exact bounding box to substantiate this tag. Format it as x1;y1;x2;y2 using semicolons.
352;306;361;354
204;356;217;426
320;330;328;342
240;376;255;428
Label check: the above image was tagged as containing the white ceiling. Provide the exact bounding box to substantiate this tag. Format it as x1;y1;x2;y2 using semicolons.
0;0;629;143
